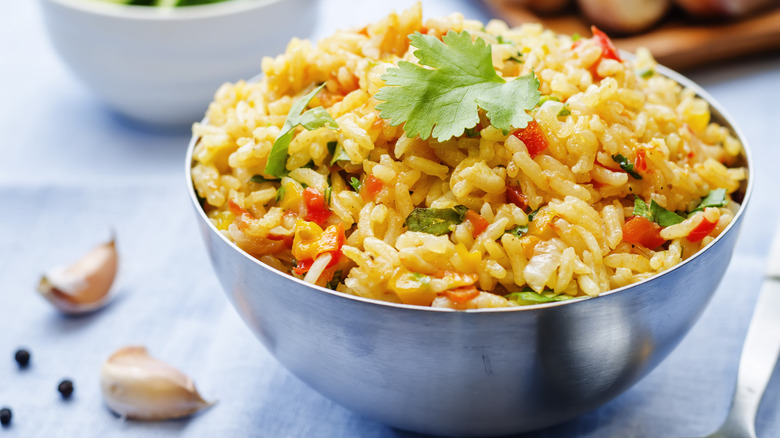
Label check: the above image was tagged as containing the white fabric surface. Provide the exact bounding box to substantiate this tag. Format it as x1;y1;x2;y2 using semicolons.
1;1;779;437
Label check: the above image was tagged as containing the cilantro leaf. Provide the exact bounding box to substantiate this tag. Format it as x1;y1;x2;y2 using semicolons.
651;201;685;227
330;144;351;165
505;224;528;238
275;186;286;203
404;205;469;236
693;188;727;212
504;288;576;305
349;177;361;192
375;31;541;141
326;270;343;290
633;197;653;221
557;104;571;117
325;186;333;205
250;175;278;184
264;84;338;178
611;154;642;180
326;141;338;156
634;196;685;227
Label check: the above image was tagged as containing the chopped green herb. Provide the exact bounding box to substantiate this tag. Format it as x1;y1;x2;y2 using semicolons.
410;272;431;286
264;84;338;178
275;186;286;203
638;68;655;79
505;288;576;305
651;201;685;227
250;175;278;184
404;205;469;236
527;208;540;222
464;127;481;138
692;188;727;212
326;141;338;156
557;104;571;117
330;144;351;165
611;154;643;180
496;35;507;44
325;186;333;205
326;270;343;290
634;196;685;227
505;224;528;238
375;31;541;141
507;53;523;63
538;95;560;107
633;197;653;221
349;177;361;192
571;33;581;42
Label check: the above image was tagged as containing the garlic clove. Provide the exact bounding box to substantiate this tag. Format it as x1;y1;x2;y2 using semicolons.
100;346;213;421
37;238;118;315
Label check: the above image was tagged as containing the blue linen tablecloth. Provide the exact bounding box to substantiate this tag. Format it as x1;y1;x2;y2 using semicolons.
1;1;779;437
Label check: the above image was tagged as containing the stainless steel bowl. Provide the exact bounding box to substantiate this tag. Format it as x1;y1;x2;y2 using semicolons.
185;64;752;437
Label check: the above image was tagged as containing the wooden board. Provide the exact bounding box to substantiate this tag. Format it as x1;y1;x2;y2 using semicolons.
483;0;780;70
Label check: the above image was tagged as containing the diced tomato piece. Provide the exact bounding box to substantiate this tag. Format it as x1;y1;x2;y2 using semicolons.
362;174;384;201
293;258;314;275
635;149;648;173
622;215;666;249
506;185;529;211
293;247;343;276
464;210;489;238
442;285;481;304
591;26;621;62
687;217;717;243
303;187;331;226
227;199;250;216
512;121;548;158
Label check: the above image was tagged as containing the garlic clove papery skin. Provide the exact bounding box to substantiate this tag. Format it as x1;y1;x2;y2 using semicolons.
100;346;213;421
37;238;117;315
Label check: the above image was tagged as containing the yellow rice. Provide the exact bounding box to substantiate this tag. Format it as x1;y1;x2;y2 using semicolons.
191;4;747;309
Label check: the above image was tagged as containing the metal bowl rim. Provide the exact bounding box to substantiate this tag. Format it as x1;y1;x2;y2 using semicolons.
185;61;754;314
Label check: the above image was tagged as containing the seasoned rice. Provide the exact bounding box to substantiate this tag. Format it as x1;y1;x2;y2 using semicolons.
191;4;747;309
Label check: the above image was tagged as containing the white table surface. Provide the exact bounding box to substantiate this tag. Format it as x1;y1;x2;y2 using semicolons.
2;1;779;437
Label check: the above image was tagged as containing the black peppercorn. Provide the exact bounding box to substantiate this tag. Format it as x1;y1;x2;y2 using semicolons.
0;407;11;426
14;348;30;368
58;379;74;399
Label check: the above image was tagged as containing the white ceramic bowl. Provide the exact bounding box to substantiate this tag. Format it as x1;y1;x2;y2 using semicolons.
39;0;318;127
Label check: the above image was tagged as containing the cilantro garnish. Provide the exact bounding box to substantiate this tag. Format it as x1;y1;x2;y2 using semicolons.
275;186;286;203
692;188;727;212
326;270;343;290
326;141;338;156
375;31;541;142
504;287;576;305
264;84;339;178
330;144;351;165
538;95;559;107
410;272;431;286
611;154;642;180
250;175;278;184
349;177;361;192
633;197;685;227
557;104;571;117
404;205;469;236
505;224;528;238
325;186;333;205
638;68;655;79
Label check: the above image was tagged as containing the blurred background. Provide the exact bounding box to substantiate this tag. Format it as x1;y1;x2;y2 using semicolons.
1;0;779;437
